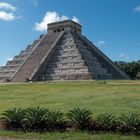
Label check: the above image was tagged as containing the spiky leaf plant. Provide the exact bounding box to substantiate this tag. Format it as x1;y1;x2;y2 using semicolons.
96;113;117;132
119;112;140;135
2;108;24;130
46;110;65;131
67;107;92;130
23;106;48;132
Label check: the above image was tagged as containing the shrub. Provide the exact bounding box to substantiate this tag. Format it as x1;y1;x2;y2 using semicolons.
119;112;140;135
46;110;66;131
2;108;24;131
1;107;140;135
67;107;92;130
23;106;48;132
96;113;118;132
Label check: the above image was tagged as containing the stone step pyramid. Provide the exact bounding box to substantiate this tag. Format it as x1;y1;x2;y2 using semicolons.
0;20;128;82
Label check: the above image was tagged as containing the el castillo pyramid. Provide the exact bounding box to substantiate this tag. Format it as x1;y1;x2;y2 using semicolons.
0;20;128;82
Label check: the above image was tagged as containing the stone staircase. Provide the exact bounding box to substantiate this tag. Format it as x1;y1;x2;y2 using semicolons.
38;32;111;81
38;33;93;80
11;32;63;82
0;34;44;82
74;35;112;79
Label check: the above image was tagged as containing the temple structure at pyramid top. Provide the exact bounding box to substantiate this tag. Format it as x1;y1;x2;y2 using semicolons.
0;20;129;82
47;20;82;34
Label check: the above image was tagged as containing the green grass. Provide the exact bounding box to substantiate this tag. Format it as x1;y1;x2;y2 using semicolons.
0;130;139;140
0;80;140;139
0;80;140;115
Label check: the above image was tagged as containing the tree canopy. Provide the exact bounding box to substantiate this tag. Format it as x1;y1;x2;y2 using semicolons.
114;60;140;79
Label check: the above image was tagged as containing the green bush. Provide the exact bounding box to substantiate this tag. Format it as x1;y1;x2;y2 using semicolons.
119;112;140;135
23;106;48;132
0;107;140;135
67;107;92;130
96;113;118;132
2;108;24;131
46;110;66;131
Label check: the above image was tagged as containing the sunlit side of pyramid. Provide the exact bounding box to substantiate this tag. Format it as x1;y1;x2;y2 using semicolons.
0;20;128;82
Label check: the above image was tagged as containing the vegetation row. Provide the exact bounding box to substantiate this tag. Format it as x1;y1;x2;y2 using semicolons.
0;107;139;135
115;60;140;79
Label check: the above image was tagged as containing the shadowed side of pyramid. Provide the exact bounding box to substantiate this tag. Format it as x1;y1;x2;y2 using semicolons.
0;20;129;82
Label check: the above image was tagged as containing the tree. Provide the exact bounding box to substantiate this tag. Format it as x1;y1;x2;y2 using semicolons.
115;60;140;79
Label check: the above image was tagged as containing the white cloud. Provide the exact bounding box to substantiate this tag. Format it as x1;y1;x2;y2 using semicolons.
29;0;39;6
6;57;13;61
0;2;17;11
0;11;16;21
72;16;80;23
0;2;19;21
118;53;129;60
133;5;140;12
96;40;106;46
34;11;80;32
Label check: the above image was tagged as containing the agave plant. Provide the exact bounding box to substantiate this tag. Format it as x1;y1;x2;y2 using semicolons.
67;107;92;130
46;110;65;131
23;106;48;132
119;112;140;135
96;113;117;132
2;107;24;130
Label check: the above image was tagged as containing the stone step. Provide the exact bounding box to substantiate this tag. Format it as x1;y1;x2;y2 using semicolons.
6;63;21;67
61;38;74;42
62;36;73;40
0;73;12;77
13;55;28;60
48;62;86;68
82;53;97;60
47;65;89;70
53;54;82;59
55;49;80;54
78;44;91;51
0;74;13;78
56;44;77;50
46;68;89;74
0;77;10;82
6;60;24;65
60;38;74;42
55;47;78;52
91;69;108;75
12;58;25;61
40;72;93;80
80;48;93;55
87;62;101;68
0;69;16;73
50;60;85;64
54;52;80;57
47;64;88;70
87;60;101;65
0;69;15;73
57;42;75;46
51;57;83;62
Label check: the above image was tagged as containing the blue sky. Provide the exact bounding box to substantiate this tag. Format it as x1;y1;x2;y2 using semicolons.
0;0;140;66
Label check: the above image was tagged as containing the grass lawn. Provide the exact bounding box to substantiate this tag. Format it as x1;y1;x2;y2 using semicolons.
0;130;139;140
0;80;140;139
